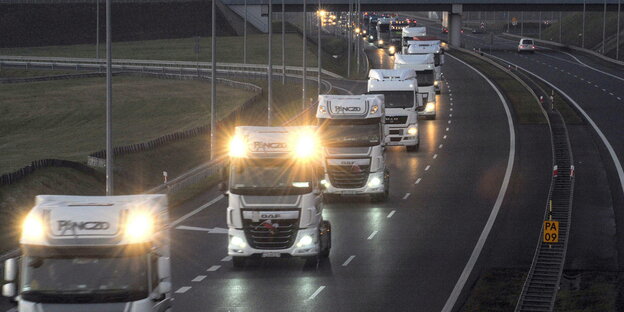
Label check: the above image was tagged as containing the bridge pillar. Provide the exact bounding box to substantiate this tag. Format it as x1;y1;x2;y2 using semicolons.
448;4;462;47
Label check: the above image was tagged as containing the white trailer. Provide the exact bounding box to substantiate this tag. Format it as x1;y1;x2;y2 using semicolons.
367;69;420;151
406;40;444;93
2;195;172;312
394;54;437;119
316;94;389;202
224;126;331;267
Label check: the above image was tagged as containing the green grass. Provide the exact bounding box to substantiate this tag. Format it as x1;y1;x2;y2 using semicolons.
555;271;618;312
451;50;547;124
460;269;526;312
531;76;583;125
0;68;77;78
542;11;624;54
0;75;256;174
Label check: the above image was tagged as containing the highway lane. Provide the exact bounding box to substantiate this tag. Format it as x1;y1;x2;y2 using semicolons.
162;47;519;311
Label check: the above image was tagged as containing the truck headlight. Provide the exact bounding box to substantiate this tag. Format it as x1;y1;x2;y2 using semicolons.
434;80;439;87
388;46;396;54
22;215;45;241
230;235;247;249
378;39;384;45
369;35;374;40
407;126;418;136
368;176;382;188
292;130;319;159
125;212;154;242
425;102;435;112
296;235;314;248
229;135;247;158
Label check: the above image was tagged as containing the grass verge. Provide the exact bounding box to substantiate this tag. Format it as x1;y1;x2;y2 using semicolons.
0;68;76;78
555;271;618;312
530;76;583;125
460;269;526;312
450;49;547;124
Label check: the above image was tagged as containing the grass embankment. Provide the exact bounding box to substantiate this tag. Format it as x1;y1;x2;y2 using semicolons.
450;49;546;124
460;269;526;311
0;76;254;174
554;272;618;312
0;68;76;78
530;77;583;125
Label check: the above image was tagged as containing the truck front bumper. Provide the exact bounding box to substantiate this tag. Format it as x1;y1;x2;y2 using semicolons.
228;228;319;257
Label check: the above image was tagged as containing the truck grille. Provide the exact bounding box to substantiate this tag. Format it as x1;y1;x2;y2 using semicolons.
242;218;298;250
385;116;407;124
327;164;370;188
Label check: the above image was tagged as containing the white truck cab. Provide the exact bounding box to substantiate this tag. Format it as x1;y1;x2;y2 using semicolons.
367;69;420;151
401;26;427;49
376;17;393;48
223;126;331;267
2;195;172;312
407;40;444;93
316;94;390;202
394;54;437;119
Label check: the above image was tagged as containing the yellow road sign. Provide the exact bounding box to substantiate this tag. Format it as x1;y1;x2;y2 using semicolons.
543;221;559;243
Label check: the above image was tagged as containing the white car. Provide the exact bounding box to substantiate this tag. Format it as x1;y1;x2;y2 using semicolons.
518;38;536;53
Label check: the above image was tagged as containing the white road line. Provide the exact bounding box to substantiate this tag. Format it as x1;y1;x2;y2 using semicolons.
449;113;453;117
442;54;515;312
609;93;614;96
580;77;584;80
446;127;449;131
221;256;232;262
433;154;438;159
450;97;453;101
425;165;431;171
387;210;396;218
342;255;356;266
602;89;606;92
175;286;192;294
415;178;422;184
561;51;624;82
439;144;444;149
595;85;599;88
450;107;453;111
171;195;225;227
192;275;206;282
403;193;411;200
367;231;378;240
618;97;622;100
207;265;221;272
443;135;447;139
306;286;326;301
448;120;452;124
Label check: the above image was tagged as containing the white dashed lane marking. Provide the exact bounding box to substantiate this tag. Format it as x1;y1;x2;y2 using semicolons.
415;178;422;184
306;286;326;301
221;256;232;262
439;144;444;149
175;287;192;294
192;275;206;282
387;210;396;218
433;154;438;159
367;231;378;240
342;255;356;266
425;165;431;171
403;193;411;200
207;265;221;272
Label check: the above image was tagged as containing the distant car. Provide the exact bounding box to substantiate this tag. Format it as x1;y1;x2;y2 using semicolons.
517;38;536;53
472;25;486;34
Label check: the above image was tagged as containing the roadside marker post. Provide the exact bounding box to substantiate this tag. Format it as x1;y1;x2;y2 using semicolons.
543;220;559;244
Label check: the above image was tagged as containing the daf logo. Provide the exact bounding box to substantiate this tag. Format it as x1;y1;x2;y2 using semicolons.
260;213;281;219
340;161;356;165
253;142;287;151
334;106;361;113
57;220;110;235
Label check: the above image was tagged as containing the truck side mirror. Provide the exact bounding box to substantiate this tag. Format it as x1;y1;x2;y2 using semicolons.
2;283;15;298
157;257;170;280
4;258;17;282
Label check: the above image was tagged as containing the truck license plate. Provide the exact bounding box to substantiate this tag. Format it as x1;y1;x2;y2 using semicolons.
342;191;358;195
262;252;281;258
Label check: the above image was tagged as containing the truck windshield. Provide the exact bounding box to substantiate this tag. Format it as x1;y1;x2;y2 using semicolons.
378;24;390;32
320;120;381;147
369;91;414;108
417;70;435;86
21;247;149;303
230;159;314;195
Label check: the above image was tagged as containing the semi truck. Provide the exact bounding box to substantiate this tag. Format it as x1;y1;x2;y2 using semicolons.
375;17;392;48
394;54;437;120
2;195;172;312
316;94;390;202
366;15;379;43
367;69;420;151
223;126;331;267
406;40;444;93
401;26;427;49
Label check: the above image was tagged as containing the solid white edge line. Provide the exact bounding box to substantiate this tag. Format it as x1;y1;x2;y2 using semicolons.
170;195;225;227
342;255;356;266
306;286;326;301
441;54;516;312
403;193;411;200
488;53;624;201
367;231;378;240
560;51;624;82
387;210;396;218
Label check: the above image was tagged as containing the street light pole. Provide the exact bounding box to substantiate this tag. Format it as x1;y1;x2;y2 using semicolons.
317;1;321;95
347;0;351;78
268;0;273;126
603;0;607;54
302;0;307;110
582;0;586;48
244;0;247;64
96;0;100;59
105;0;113;195
210;0;217;160
617;0;621;59
282;0;286;84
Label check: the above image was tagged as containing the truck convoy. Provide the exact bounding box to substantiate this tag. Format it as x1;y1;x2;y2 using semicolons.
394;54;437;119
316;94;390;202
2;195;172;312
406;40;444;93
224;126;331;267
367;69;420;151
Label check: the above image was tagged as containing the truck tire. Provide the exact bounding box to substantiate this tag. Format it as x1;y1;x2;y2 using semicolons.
232;256;246;268
406;143;419;152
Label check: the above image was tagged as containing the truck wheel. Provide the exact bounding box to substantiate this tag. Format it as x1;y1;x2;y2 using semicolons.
232;256;246;268
406;143;419;152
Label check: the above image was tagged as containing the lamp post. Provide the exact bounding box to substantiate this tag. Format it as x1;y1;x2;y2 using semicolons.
210;0;216;160
302;0;307;110
318;7;324;95
105;0;113;195
268;0;273;125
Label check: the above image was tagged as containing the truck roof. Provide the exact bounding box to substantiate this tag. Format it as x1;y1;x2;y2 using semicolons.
368;69;416;81
394;54;435;70
377;17;393;24
367;69;417;92
407;43;441;54
402;26;427;37
22;194;168;247
233;126;317;157
317;94;384;119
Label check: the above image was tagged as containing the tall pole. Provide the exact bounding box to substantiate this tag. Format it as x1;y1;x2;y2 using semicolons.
617;0;621;59
317;1;322;95
268;1;273;125
282;0;286;84
582;0;586;48
210;0;217;160
603;0;607;54
559;11;562;43
520;11;524;36
244;0;247;64
302;0;307;110
347;0;351;78
507;11;510;33
539;11;542;39
105;0;113;195
96;0;100;59
355;0;360;72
